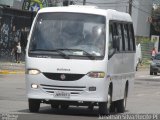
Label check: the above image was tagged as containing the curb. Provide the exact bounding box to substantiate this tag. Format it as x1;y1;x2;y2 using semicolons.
0;70;25;74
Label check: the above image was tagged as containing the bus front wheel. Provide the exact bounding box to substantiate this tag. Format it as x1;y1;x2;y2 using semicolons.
51;104;59;109
60;104;69;109
28;99;40;112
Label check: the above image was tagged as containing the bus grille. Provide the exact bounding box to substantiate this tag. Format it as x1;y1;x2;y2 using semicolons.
42;73;85;81
40;84;86;95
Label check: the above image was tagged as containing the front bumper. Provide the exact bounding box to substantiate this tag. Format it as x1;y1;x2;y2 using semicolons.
26;74;109;102
150;66;160;72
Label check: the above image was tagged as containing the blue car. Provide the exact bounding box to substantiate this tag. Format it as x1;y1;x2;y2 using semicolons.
150;53;160;75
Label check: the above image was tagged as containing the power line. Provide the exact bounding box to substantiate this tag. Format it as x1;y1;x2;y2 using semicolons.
133;0;153;6
130;0;152;15
132;4;151;15
75;0;152;15
129;0;133;15
77;0;129;5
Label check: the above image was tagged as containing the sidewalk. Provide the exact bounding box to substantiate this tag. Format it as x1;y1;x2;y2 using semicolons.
0;62;25;74
137;64;150;71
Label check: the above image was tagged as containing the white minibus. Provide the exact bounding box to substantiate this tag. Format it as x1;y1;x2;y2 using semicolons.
25;6;135;115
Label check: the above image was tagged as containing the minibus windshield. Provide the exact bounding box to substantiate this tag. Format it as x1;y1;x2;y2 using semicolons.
29;12;106;60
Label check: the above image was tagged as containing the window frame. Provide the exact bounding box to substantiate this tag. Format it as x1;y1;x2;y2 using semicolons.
109;20;136;54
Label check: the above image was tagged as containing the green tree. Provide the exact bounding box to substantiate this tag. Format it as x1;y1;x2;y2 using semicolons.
151;4;160;33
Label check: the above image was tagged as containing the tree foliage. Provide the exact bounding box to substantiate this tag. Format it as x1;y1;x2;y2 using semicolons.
151;4;160;33
152;4;160;16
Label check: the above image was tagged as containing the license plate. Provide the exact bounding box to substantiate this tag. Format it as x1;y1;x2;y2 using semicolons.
54;91;70;98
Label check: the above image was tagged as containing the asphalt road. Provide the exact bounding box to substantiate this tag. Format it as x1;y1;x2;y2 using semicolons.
0;70;160;120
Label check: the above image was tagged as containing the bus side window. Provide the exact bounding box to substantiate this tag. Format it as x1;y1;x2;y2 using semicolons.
109;23;115;57
123;24;129;51
112;23;119;51
128;24;135;51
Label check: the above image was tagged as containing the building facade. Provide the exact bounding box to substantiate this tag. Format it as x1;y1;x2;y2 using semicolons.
76;0;153;37
0;0;14;7
132;0;153;37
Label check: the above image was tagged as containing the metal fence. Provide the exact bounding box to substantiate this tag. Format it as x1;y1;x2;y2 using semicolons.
0;7;36;62
141;42;154;60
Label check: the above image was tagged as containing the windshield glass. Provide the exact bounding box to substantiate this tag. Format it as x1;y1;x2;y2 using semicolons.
154;54;160;60
29;12;106;60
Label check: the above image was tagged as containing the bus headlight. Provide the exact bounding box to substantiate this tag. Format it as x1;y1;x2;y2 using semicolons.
31;84;38;89
26;69;41;75
87;72;105;78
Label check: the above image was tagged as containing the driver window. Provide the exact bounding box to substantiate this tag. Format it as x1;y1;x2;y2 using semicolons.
109;23;114;56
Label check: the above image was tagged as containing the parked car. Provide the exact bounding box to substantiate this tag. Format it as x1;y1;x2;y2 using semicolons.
150;52;160;75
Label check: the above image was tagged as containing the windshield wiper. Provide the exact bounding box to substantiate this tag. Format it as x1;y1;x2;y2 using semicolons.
57;48;95;60
29;49;70;59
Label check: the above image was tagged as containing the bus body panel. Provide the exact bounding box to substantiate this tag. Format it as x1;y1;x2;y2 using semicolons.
26;75;109;102
26;58;107;74
25;58;110;102
107;53;135;101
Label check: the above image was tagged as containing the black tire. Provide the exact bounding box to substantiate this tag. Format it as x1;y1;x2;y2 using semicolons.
154;72;157;75
116;88;127;113
110;101;117;113
99;87;112;115
136;66;138;71
60;104;69;109
51;104;59;109
150;71;153;75
88;104;94;111
29;99;40;112
136;63;138;71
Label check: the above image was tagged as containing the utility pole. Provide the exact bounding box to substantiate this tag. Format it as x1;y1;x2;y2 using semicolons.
129;0;133;15
83;0;86;5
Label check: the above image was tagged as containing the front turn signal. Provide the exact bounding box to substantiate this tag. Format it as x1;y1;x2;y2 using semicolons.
87;72;105;78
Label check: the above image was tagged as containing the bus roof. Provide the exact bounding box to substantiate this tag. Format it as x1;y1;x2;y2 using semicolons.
38;6;132;22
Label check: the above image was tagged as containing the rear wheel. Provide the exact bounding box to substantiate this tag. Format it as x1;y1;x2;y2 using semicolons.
116;87;127;113
110;101;117;113
136;63;138;71
99;87;112;115
154;72;157;75
29;99;40;112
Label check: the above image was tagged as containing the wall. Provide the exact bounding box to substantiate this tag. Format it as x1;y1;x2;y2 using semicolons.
0;7;35;61
0;0;14;6
132;0;153;37
12;0;25;9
